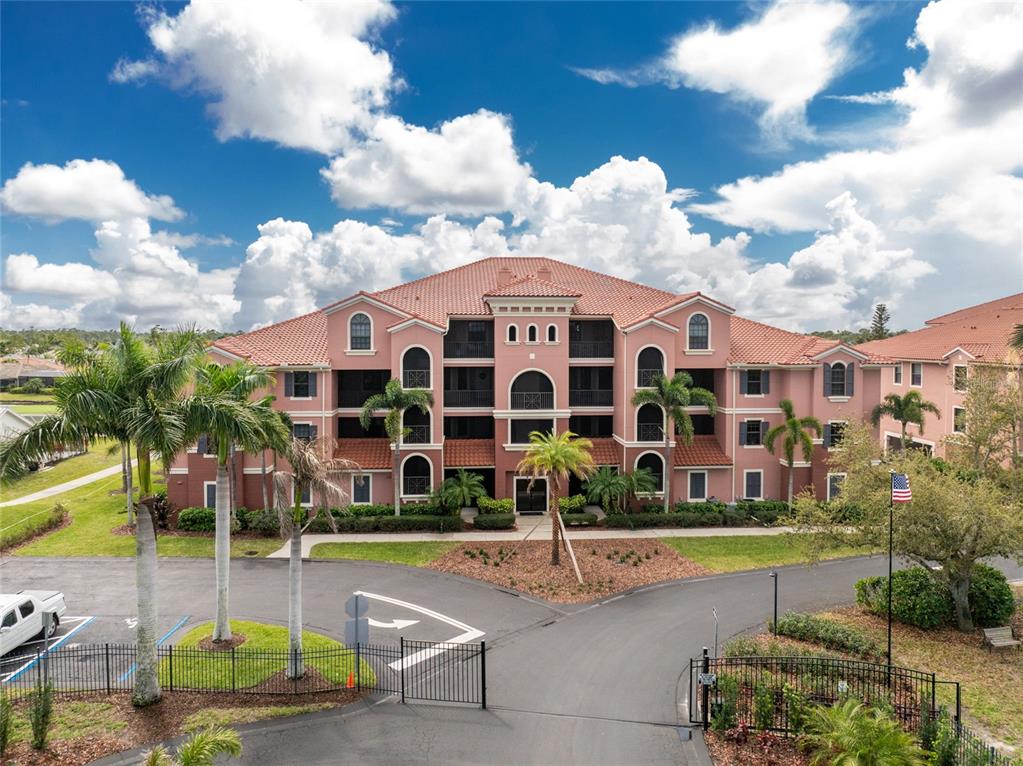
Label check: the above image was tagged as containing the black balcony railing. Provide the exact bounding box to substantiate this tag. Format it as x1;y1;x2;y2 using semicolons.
403;425;430;444
444;390;494;408
510;391;554;410
569;340;614;358
637;368;662;387
444;341;494;359
402;369;430;389
637;423;664;442
403;476;430;496
569;389;613;407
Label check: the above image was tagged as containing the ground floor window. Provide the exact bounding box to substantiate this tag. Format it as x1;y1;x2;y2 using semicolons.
636;452;664;493
953;406;966;433
352;474;372;504
743;470;762;500
827;473;846;501
688;470;707;501
204;481;216;509
290;483;312;507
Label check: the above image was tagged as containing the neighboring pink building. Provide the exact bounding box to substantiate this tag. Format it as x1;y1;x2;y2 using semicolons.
167;257;900;512
856;292;1023;457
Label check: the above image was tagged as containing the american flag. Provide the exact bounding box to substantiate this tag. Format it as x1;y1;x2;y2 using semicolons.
891;473;912;503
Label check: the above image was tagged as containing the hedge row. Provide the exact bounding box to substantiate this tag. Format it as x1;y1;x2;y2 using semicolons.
631;500;786;526
473;513;516;530
559;495;588;513
604;509;772;529
561;512;598;527
322;515;463;533
477;497;514;514
773;612;882;660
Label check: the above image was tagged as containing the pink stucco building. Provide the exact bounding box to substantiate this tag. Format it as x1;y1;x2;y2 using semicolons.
166;258;1017;513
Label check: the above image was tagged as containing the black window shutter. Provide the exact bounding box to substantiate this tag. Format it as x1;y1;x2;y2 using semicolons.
310;424;318;439
822;363;831;396
284;372;294;397
309;372;317;397
197;434;208;454
739;421;748;445
846;362;854;396
823;423;832;448
739;370;748;395
762;371;770;394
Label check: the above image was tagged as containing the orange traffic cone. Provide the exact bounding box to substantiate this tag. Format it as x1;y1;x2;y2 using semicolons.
346;671;355;689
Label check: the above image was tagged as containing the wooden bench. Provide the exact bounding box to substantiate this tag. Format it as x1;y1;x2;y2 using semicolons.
982;627;1020;650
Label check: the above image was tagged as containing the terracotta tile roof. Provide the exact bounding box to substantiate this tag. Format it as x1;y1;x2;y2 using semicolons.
212;311;328;367
335;438;391;469
729;317;838;365
588;438;621;466
444;439;495;467
483;276;583;298
673;435;732;467
856;292;1023;363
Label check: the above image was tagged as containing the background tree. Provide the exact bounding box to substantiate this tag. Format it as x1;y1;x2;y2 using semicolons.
517;430;595;566
359;379;433;516
273;436;358;678
870;390;940;450
631;372;717;511
765;399;822;508
869;303;892;340
789;421;1023;631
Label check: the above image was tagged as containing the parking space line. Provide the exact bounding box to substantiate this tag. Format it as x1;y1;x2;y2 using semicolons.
117;614;190;682
2;616;96;683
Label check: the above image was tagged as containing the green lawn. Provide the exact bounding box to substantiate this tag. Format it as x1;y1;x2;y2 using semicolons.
309;541;461;566
3;473;282;557
7;402;58;413
1;438;120;501
663;533;870;573
162;619;375;689
0;392;56;403
7;700;127;748
0;391;57;414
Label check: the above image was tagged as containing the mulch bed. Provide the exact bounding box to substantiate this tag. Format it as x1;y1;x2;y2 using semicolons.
2;687;362;766
704;730;809;766
428;538;711;602
198;633;248;651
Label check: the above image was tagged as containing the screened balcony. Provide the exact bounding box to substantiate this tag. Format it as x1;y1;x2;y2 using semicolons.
637;347;664;388
637;403;664;442
402;407;431;444
402;455;431;496
510;371;554;410
569;320;614;358
444;320;494;359
443;367;494;408
402;347;431;389
569;366;613;406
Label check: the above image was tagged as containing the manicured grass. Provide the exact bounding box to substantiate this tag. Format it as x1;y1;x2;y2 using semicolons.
182;703;334;731
1;438;120;500
0;392;56;403
0;391;57;414
7;402;58;413
162;620;375;690
5;474;282;558
663;533;869;573
309;541;461;566
7;700;128;747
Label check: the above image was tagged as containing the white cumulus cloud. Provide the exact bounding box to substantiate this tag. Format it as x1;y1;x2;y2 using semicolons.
4;253;120;299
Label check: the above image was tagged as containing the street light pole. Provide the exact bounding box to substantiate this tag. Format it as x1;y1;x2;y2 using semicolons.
769;571;778;634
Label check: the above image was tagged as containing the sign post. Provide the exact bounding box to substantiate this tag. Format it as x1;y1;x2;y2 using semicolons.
345;593;369;647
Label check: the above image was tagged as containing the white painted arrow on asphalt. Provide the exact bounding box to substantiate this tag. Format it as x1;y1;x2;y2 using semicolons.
368;617;420;630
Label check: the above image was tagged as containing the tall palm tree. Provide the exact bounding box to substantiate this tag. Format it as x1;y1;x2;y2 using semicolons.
631;372;717;511
516;430;595;566
0;323;204;706
182;360;291;643
273;436;358;678
359;379;433;516
870;391;941;450
765;399;822;509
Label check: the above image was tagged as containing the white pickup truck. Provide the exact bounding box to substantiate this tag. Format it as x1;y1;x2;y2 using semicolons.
0;591;67;655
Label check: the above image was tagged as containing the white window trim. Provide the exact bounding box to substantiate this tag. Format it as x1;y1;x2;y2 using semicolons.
742;369;765;398
400;344;434;391
742;469;763;501
910;362;923;388
634;450;666;496
634;402;666;443
203;481;217;509
826;420;848;451
828;361;847;399
291;484;313;508
952;364;968;393
347;312;375;354
545;323;559;344
688;470;708;502
400;407;433;446
741;417;764;448
893;363;903;386
634;343;666;389
952;405;966;433
287;370;316;400
826;472;846;501
506;324;519;344
351;474;372;504
399;452;433;499
526;323;540;344
685;312;713;353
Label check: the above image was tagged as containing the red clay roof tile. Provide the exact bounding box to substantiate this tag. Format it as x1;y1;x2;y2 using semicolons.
444;439;496;467
588;438;621;466
334;438;391;469
673;435;731;467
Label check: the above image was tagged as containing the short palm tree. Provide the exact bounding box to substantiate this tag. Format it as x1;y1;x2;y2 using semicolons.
625;467;658;509
584;466;629;513
142;726;242;766
517;430;595;566
438;469;487;511
273;436;358;678
182;360;291;643
870;391;941;450
765;399;822;509
360;379;433;516
801;699;926;766
632;372;717;511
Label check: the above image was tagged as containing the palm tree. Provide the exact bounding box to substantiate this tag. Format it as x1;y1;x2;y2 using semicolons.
437;469;486;512
624;467;658;510
182;360;290;643
870;391;941;450
631;372;717;511
801;699;926;766
273;436;358;678
1011;323;1023;351
584;466;629;513
359;379;433;516
516;430;595;566
765;399;822;509
142;726;242;766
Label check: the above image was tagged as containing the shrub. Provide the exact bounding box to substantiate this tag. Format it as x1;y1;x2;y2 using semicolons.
28;680;53;750
754;683;775;731
710;675;739;732
21;377;46;394
177;507;217;532
605;512;684;529
642;503;666;514
783;684;810;735
245;508;280;536
774;613;881;660
674;501;727;514
477;497;514;514
558;494;587;513
855;568;952;630
0;693;12;758
968;563;1015;627
561;512;598;527
152;490;173;529
331;515;462;533
474;513;516;530
735;500;787;526
721;508;747;527
723;635;761;658
801;700;925;766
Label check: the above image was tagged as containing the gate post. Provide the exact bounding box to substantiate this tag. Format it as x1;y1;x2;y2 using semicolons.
701;647;710;731
480;641;487;710
399;636;406;704
930;673;936;726
356;643;361;691
955;682;961;725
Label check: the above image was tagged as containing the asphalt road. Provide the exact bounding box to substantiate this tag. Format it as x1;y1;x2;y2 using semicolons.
3;554;1020;765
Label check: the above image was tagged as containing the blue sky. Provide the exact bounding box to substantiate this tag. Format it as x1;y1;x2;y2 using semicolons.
1;1;1020;332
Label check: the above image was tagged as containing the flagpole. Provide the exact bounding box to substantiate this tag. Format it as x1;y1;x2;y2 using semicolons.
887;473;894;671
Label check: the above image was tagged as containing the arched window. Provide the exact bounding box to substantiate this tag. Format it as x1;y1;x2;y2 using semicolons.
546;324;558;343
527;324;539;343
350;313;371;350
688;314;709;350
401;455;431;497
401;347;430;389
507;324;518;343
636;453;664;493
402;407;430;444
510;370;554;410
636;403;664;442
636;346;664;387
829;362;846;397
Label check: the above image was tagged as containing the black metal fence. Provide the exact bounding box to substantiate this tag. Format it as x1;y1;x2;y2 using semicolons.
1;637;486;708
688;653;1019;766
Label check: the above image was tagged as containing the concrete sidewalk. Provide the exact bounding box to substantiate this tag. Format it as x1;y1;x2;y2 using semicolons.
268;517;793;558
0;462;125;507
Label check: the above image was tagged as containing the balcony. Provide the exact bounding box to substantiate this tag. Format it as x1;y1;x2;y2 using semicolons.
638;423;664;442
444;390;494;408
444;340;494;359
402;369;430;389
569;340;613;358
637;368;661;388
403;425;430;444
510;391;554;410
402;476;430;496
569;389;613;407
